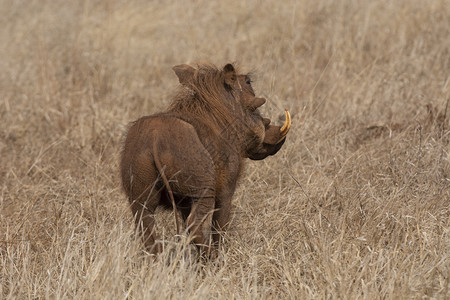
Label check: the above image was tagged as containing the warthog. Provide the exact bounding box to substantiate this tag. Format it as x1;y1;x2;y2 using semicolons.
121;63;291;256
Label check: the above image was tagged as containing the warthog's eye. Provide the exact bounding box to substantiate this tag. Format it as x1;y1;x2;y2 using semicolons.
245;78;252;85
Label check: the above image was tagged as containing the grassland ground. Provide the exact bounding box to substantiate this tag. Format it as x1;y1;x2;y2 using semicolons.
0;0;449;298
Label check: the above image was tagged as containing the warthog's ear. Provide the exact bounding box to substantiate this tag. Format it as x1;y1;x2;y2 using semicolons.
173;64;196;86
223;63;236;87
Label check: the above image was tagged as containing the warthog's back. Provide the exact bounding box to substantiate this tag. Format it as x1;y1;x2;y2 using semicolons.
121;114;215;199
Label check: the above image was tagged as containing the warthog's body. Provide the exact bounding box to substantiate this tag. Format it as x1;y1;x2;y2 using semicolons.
121;63;290;255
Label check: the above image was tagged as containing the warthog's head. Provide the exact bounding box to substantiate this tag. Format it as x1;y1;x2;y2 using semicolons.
172;63;291;160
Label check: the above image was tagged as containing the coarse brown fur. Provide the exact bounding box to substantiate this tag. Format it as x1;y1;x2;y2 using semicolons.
120;63;289;256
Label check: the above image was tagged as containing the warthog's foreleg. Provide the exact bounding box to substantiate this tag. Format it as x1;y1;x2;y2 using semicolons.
212;185;235;246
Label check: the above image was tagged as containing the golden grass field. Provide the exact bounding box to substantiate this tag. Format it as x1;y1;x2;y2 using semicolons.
1;0;449;298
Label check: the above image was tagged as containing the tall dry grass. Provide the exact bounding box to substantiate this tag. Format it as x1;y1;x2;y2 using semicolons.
0;0;449;298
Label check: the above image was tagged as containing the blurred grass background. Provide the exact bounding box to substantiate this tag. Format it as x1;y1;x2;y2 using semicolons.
0;0;449;298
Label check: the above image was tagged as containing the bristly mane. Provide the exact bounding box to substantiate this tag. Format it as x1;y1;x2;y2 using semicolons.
167;64;240;128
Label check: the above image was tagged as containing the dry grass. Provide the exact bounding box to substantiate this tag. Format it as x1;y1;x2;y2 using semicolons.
1;0;449;298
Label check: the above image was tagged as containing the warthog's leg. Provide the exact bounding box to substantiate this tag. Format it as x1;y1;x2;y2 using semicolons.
212;186;235;245
186;192;216;256
126;173;162;254
130;200;161;254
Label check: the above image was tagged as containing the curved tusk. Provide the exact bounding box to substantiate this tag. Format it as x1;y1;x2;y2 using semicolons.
279;110;291;138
